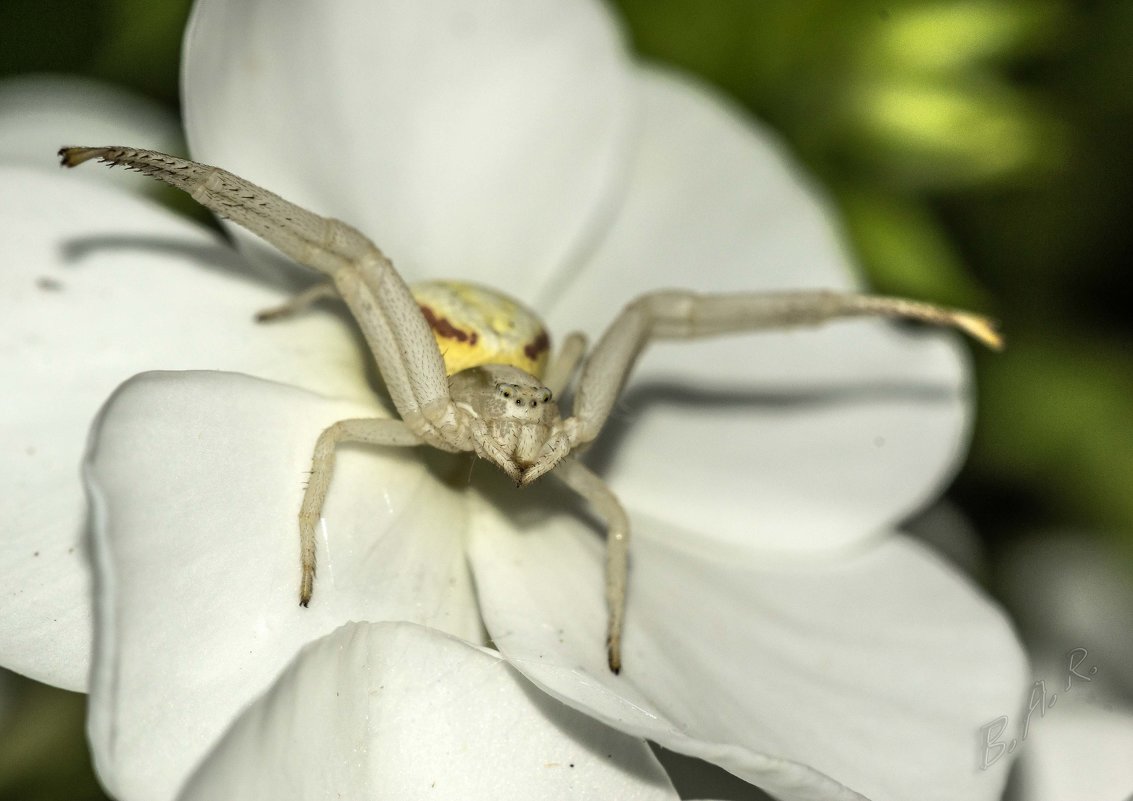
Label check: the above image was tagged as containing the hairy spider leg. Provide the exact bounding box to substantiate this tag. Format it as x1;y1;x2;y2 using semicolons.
567;288;1002;447
552;458;629;673
299;418;423;605
57;147;456;444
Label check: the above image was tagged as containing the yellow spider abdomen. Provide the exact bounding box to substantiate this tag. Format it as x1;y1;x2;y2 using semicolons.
410;280;550;379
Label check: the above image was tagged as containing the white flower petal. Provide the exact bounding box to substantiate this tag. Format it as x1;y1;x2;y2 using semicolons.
183;0;635;297
0;75;181;183
178;622;679;801
468;500;1026;801
0;167;372;690
85;371;480;801
1016;703;1133;801
546;69;970;552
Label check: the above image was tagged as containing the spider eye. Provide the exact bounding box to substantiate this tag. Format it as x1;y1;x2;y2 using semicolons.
529;400;537;408
537;389;552;403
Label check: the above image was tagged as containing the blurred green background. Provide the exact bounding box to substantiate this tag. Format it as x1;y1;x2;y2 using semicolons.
2;1;1130;798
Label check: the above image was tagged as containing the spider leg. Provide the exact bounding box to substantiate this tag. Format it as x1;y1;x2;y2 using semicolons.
542;331;588;399
553;458;629;674
299;418;422;605
59;147;457;443
568;288;1003;445
255;281;337;322
466;418;523;484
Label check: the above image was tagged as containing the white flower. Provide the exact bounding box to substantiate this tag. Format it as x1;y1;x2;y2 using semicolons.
1;1;1027;799
997;534;1133;801
178;621;683;801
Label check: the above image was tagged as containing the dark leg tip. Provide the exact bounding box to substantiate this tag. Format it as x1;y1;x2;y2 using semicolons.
607;642;622;675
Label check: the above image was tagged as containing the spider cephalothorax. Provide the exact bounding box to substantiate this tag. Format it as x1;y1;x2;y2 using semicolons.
449;364;564;477
60;146;1002;673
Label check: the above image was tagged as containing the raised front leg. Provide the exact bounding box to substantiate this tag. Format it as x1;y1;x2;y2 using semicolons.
568;289;1003;446
552;458;630;674
59;147;456;442
299;418;423;605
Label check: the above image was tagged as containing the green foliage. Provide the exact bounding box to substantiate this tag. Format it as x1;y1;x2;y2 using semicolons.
0;674;109;801
0;0;191;105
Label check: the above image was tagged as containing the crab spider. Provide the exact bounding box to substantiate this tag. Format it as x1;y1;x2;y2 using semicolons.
59;146;1002;673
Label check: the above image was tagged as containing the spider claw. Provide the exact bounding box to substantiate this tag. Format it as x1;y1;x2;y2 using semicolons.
607;638;622;675
299;573;314;608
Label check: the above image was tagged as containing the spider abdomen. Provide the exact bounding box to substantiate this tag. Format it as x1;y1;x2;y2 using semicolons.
410;280;551;378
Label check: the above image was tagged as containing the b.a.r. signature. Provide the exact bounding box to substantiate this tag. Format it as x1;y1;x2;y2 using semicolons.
978;647;1098;770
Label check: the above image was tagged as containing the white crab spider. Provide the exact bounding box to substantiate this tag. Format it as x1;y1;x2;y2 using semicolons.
60;146;1002;673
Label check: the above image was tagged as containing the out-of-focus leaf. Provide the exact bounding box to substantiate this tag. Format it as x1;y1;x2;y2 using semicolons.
840;78;1065;187
860;1;1066;74
0;0;188;106
0;674;109;801
613;0;842;106
89;0;193;104
0;0;101;76
971;337;1133;549
836;183;986;306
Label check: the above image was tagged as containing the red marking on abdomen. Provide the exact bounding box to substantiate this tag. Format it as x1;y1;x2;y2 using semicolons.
524;330;550;361
420;304;474;344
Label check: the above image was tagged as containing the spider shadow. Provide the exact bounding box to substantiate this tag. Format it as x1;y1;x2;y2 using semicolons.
460;376;961;546
58;233;304;291
58;232;389;398
577;377;962;477
505;667;673;785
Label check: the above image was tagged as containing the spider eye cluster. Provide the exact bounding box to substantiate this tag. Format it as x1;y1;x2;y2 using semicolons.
495;382;552;409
